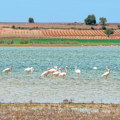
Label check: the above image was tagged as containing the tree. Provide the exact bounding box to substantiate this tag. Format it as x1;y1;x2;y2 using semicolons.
84;14;96;25
104;29;114;37
99;17;107;25
28;17;34;23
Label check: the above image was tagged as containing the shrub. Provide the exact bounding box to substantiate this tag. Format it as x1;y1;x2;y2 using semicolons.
20;39;29;44
86;28;90;30
104;29;114;37
29;28;32;30
64;40;71;44
91;26;94;30
21;27;25;29
77;28;81;30
0;40;4;44
71;27;76;29
102;26;106;30
5;40;14;45
29;40;33;43
72;41;78;44
118;25;120;29
11;25;15;29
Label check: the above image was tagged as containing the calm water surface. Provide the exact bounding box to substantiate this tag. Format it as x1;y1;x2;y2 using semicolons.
0;47;120;104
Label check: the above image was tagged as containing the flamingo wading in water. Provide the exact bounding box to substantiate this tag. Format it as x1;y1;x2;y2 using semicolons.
75;66;81;78
52;68;62;77
3;67;12;75
48;66;58;78
59;66;68;79
41;68;50;77
23;67;34;74
102;66;110;79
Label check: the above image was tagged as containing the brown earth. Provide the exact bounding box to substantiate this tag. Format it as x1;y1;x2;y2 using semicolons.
0;103;120;120
0;23;120;39
0;22;120;29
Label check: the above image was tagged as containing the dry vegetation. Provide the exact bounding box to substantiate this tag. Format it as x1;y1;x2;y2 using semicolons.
0;23;120;39
0;22;120;29
0;103;120;119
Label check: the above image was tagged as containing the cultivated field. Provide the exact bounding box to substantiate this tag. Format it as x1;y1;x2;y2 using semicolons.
0;23;120;39
0;28;120;39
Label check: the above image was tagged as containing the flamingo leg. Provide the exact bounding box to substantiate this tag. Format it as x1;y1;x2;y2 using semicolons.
78;74;79;78
51;73;53;78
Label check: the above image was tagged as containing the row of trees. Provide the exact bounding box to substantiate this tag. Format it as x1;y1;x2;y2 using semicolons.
84;14;107;25
28;15;107;25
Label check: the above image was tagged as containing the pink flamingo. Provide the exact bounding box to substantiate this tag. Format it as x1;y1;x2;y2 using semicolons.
59;66;68;79
41;68;51;77
102;66;110;79
75;66;81;78
48;66;58;78
52;68;62;77
23;67;34;74
3;67;12;75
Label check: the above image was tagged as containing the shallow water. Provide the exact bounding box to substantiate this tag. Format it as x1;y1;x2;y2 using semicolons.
0;47;120;103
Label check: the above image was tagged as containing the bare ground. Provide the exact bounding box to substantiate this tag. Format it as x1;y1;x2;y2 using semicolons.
0;103;120;120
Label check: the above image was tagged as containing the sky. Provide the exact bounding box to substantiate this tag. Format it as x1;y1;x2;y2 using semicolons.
0;0;119;23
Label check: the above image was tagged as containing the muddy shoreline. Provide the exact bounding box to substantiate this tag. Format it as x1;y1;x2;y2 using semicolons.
0;103;120;119
0;45;119;47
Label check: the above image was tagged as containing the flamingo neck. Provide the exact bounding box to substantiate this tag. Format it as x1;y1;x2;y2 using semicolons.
75;67;77;72
59;69;61;73
108;69;110;73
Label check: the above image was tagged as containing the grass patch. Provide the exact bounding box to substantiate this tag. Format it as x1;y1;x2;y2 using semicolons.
0;38;120;45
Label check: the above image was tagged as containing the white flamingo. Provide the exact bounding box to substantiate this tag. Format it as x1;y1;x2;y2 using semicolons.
75;66;81;78
3;67;12;75
23;67;34;74
48;66;58;78
41;68;50;77
52;68;62;77
93;67;97;70
59;66;68;79
102;66;110;79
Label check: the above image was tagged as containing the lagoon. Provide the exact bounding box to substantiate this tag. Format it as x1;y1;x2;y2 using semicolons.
0;47;120;103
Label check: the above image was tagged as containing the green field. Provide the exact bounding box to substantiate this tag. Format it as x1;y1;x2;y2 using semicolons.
1;38;120;45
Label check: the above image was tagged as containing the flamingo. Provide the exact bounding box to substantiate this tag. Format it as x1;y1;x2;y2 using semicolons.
59;66;68;79
48;66;58;78
102;66;110;79
52;68;62;77
41;68;50;77
23;67;34;74
75;66;81;78
3;67;12;75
